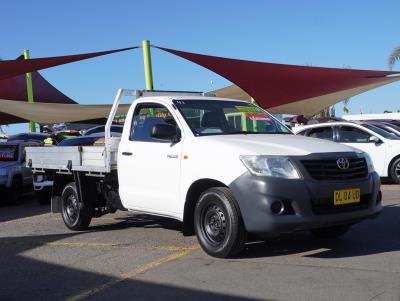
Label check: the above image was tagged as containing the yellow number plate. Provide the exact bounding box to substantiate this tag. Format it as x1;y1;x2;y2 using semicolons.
334;188;360;206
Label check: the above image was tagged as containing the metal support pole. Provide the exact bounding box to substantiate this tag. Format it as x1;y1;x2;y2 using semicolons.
24;49;36;132
142;40;154;90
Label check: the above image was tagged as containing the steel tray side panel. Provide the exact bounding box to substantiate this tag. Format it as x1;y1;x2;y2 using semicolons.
81;146;107;168
26;146;81;169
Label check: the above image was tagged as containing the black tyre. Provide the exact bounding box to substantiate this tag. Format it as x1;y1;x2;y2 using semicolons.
61;182;92;230
389;157;400;184
194;187;246;258
310;224;351;239
8;177;22;204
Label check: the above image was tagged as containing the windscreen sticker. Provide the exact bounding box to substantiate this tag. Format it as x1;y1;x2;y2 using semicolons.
245;113;271;121
235;106;265;114
0;150;16;160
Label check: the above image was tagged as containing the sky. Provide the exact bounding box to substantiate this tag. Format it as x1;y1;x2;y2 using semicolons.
1;0;400;133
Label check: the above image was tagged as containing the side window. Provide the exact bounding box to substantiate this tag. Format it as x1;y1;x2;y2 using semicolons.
296;129;308;136
308;127;334;141
130;103;177;142
338;126;371;143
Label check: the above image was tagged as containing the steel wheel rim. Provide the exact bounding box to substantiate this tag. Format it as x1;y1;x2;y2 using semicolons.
201;203;227;246
64;194;79;225
395;162;400;178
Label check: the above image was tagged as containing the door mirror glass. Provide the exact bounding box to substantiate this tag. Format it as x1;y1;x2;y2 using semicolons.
151;124;181;142
369;136;381;144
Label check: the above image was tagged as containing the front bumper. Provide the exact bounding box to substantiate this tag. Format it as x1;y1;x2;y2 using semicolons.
34;180;53;192
229;171;382;235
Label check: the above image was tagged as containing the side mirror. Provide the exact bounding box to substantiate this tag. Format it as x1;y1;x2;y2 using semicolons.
369;136;381;144
151;124;181;142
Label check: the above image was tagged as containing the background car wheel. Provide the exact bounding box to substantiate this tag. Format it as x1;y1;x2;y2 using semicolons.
8;177;22;204
194;187;246;258
61;182;92;231
310;224;351;239
389;157;400;184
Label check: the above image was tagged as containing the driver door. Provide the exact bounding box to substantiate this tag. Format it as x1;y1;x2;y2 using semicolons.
118;103;183;215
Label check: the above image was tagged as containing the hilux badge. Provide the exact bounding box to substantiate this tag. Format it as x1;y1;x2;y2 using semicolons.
337;158;350;170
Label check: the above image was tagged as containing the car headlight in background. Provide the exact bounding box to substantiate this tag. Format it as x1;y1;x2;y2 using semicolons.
240;155;301;179
363;153;375;173
0;169;7;176
34;174;44;182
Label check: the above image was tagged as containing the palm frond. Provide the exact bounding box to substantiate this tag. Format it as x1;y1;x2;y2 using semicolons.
388;47;400;70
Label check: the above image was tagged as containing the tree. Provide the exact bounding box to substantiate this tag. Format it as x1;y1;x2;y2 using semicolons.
388;47;400;70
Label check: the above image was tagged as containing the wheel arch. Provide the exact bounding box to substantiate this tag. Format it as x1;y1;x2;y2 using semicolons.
182;178;228;236
51;173;74;213
388;154;400;178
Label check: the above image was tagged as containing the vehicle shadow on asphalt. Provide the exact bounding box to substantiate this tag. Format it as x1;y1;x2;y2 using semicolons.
239;204;400;259
0;232;264;300
90;214;183;232
0;195;49;223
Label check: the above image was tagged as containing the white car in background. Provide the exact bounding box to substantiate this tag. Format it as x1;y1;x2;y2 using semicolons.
293;121;400;183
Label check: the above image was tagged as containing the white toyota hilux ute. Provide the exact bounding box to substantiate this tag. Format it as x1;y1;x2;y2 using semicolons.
26;89;382;258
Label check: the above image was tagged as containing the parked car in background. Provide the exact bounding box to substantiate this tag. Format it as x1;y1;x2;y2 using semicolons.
380;120;400;128
362;121;400;137
0;140;42;203
5;133;57;204
7;133;49;143
58;131;121;146
83;125;123;136
293;121;400;183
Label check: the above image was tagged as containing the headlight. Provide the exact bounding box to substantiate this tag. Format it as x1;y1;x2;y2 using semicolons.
363;153;374;173
34;174;44;182
240;155;301;179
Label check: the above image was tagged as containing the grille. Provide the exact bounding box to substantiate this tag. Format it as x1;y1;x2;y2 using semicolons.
302;158;368;180
311;194;370;215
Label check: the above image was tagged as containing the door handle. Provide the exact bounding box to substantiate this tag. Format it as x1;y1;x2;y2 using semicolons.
122;152;133;156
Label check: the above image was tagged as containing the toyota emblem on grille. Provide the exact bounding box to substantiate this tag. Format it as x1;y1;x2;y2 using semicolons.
337;157;350;170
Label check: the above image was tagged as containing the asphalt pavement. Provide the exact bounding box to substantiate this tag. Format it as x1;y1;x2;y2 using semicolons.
1;185;400;301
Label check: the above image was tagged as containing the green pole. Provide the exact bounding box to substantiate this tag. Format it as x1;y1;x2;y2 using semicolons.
23;49;36;133
142;40;154;90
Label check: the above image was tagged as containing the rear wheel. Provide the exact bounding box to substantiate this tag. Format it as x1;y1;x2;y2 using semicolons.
194;187;246;258
310;224;351;239
389;157;400;184
61;182;92;230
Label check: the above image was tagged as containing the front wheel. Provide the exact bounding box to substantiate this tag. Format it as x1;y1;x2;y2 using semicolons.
61;182;92;230
310;224;351;239
389;157;400;184
8;177;22;204
194;187;246;258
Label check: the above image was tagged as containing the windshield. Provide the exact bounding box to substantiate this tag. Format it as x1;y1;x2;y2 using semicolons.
0;145;18;161
173;99;291;136
362;124;400;140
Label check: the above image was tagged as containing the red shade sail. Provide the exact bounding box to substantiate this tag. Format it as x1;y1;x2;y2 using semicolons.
0;69;77;124
0;47;137;81
155;46;400;115
0;47;136;125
